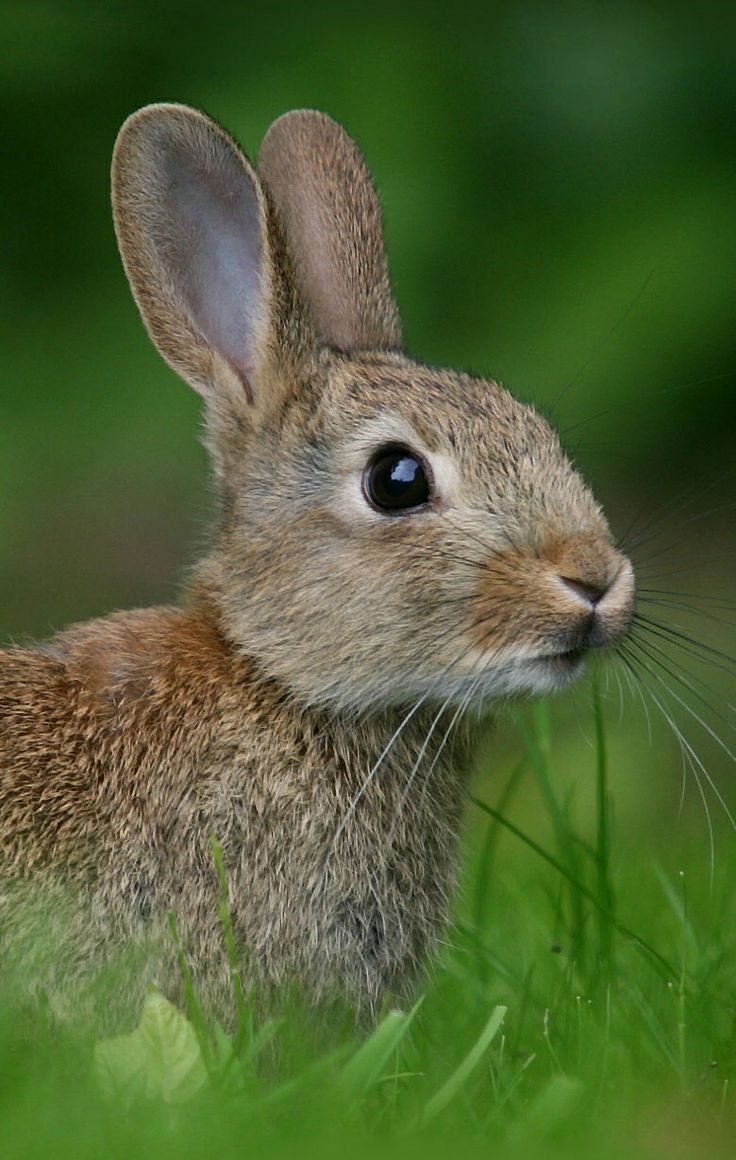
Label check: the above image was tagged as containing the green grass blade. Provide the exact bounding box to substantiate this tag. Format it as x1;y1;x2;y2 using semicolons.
210;835;249;1032
506;1073;585;1145
517;705;588;965
471;797;675;980
337;1000;422;1100
421;1004;507;1123
167;910;213;1074
474;755;527;933
592;668;616;971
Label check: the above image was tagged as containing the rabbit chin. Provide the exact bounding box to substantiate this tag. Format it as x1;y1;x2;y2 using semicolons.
345;649;588;714
453;650;588;703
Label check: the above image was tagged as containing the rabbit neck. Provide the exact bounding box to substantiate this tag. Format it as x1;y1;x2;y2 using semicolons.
186;573;479;799
1;587;482;1025
172;584;479;1011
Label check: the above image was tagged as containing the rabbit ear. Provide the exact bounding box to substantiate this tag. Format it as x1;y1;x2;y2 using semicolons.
257;110;402;354
112;103;287;408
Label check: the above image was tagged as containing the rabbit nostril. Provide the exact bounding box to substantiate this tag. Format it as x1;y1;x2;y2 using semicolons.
559;576;608;607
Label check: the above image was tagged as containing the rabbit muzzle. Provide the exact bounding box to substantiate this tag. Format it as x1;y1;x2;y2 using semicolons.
468;532;634;688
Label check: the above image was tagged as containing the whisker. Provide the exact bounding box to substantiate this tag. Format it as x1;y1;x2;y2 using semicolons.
627;631;736;739
621;465;736;555
407;542;486;571
326;630;494;857
561;370;734;440
625;637;736;771
620;643;736;876
617;645;718;875
627;500;736;563
635;597;736;630
386;682;478;852
636;588;736;609
615;649;653;744
617;492;668;555
634;550;736;583
611;663;626;725
546;269;657;420
330;694;432;850
626;626;733;705
441;513;506;561
632;614;736;676
395;692;456;815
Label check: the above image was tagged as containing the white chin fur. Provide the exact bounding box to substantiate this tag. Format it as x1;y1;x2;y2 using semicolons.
333;654;587;714
508;656;587;695
455;655;587;702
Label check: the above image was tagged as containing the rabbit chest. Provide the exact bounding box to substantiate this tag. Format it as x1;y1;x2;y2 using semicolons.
0;602;470;1019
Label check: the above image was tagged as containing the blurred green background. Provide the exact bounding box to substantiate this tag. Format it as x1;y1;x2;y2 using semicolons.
2;1;735;847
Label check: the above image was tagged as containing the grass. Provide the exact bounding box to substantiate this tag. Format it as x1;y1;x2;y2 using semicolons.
1;688;735;1160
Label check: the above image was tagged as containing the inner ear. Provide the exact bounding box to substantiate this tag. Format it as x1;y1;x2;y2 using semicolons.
112;104;273;404
160;135;264;394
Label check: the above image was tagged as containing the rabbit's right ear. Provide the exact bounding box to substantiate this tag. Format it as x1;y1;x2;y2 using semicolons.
112;103;297;411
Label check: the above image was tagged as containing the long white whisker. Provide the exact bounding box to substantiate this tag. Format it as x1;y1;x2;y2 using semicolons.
381;691;461;853
408;679;480;816
626;638;736;772
616;649;653;744
618;647;718;875
330;693;432;851
633;615;736;680
327;628;497;859
629;631;736;737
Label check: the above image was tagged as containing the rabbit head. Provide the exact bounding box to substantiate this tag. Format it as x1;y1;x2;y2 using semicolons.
112;105;634;714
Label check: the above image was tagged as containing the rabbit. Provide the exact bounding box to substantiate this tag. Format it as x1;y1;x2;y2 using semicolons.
0;103;635;1029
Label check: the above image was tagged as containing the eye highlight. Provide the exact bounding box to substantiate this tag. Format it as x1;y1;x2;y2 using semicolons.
363;445;431;514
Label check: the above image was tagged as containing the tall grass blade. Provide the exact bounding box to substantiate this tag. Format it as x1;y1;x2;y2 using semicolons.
473;754;527;981
167;910;213;1072
210;835;249;1032
421;1004;506;1123
337;1000;422;1100
592;669;616;971
506;1074;585;1145
518;705;588;967
471;797;675;980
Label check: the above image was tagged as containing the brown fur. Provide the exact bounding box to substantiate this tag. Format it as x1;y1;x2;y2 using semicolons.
0;105;634;1027
0;594;465;1025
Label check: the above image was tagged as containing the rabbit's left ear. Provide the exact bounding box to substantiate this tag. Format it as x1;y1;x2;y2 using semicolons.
258;110;402;354
111;103;306;413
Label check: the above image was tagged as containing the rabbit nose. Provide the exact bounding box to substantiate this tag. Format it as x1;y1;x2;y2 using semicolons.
547;532;626;610
558;575;608;607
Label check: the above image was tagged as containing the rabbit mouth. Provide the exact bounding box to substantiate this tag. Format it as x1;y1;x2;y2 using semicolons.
539;647;586;666
508;646;588;693
530;647;587;679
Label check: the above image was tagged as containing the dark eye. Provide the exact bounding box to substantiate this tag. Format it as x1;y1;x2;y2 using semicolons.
363;446;431;513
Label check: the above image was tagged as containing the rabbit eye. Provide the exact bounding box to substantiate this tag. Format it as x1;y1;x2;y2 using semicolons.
363;446;431;513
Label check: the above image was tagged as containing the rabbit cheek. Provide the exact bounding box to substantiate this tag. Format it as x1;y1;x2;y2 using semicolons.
466;549;545;658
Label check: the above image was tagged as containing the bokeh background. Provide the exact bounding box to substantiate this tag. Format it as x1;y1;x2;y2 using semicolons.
2;1;735;853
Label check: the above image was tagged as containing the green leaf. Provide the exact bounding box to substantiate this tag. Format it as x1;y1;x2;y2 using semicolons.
94;987;207;1106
